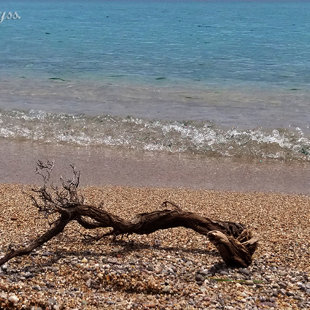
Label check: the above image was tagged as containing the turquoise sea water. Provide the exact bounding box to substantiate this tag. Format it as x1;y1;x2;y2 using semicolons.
0;0;310;161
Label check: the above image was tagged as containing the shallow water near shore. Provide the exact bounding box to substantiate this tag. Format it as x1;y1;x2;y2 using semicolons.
1;76;310;131
1;104;310;162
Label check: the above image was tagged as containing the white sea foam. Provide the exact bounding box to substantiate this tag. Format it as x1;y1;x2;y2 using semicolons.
0;109;309;161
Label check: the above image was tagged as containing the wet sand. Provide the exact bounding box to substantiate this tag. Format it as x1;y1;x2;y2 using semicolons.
0;139;310;194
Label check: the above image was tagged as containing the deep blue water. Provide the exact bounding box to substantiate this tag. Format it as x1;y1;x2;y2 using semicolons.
0;0;309;160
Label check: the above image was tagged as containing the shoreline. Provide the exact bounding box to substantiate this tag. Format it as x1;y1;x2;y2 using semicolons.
0;139;309;195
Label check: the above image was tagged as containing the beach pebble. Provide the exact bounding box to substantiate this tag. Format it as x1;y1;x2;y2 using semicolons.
195;273;205;283
8;294;19;304
48;297;57;305
239;268;251;276
244;280;254;285
197;268;209;276
24;271;33;278
162;285;171;293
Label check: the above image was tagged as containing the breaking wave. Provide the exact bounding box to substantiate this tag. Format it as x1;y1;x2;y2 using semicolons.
0;109;309;161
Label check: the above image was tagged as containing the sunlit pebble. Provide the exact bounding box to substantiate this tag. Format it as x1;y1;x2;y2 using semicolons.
8;294;19;304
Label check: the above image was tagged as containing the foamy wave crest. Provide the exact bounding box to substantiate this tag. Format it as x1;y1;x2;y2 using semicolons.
0;109;309;161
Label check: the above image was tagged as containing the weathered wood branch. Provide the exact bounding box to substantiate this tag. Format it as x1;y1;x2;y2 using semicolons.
207;230;258;268
0;162;258;268
0;215;70;266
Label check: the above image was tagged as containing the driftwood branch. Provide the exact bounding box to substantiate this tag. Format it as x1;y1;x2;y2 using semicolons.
0;162;258;268
0;215;70;266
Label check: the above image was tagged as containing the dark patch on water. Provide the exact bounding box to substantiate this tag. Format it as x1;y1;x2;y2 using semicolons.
49;77;66;82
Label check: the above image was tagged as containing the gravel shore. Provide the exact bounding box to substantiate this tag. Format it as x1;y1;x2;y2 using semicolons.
0;184;309;309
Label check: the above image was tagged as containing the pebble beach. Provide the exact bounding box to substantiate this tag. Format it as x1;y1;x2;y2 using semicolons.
0;184;309;309
1;0;310;309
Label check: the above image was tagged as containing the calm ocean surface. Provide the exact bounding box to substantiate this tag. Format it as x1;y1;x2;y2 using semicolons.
0;0;310;161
